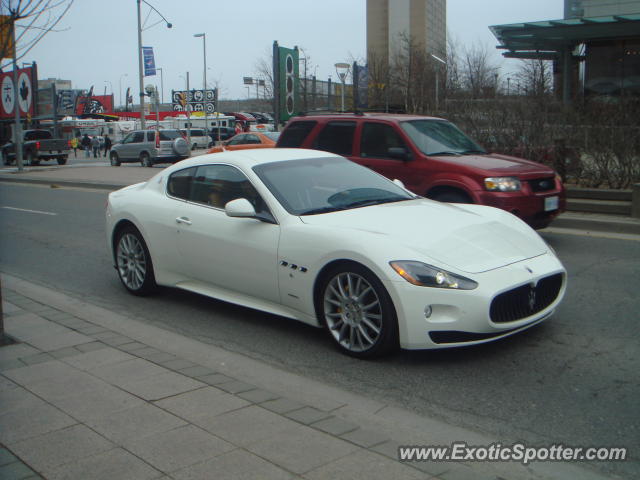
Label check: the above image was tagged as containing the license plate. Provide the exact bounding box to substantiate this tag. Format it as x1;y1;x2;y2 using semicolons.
544;196;559;211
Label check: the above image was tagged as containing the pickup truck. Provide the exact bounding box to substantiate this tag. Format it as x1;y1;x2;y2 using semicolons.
1;129;70;166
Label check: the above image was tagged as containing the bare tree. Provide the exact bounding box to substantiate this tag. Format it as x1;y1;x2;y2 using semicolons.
459;42;499;99
445;33;463;97
1;0;74;68
253;49;274;100
516;59;553;97
390;32;435;113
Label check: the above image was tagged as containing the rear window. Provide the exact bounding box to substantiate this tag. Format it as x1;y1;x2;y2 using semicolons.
24;131;52;141
315;121;356;156
159;130;182;141
277;121;316;147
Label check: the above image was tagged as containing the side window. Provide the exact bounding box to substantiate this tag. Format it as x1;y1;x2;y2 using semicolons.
191;165;268;215
132;132;144;143
227;135;246;146
146;131;155;142
277;121;317;147
122;133;133;144
360;122;409;159
167;167;196;200
315;121;356;156
245;134;261;144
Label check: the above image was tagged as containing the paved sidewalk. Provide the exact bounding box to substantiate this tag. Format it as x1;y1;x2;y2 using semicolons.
0;274;616;480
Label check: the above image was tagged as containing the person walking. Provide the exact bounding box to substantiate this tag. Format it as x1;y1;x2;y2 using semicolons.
91;136;100;158
103;135;112;157
69;136;79;157
81;134;91;158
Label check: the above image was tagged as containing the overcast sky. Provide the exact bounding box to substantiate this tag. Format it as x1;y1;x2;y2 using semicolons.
19;0;563;103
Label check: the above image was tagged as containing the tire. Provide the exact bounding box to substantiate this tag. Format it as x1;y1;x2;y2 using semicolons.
318;262;399;358
26;151;39;166
140;152;153;168
57;156;67;165
110;152;121;166
2;150;11;165
191;143;197;150
114;226;157;296
430;190;471;204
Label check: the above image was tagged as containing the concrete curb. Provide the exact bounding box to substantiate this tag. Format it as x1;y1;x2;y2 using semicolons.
551;213;640;235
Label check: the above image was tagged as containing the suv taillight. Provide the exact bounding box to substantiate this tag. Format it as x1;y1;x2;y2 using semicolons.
67;140;72;148
35;141;41;150
155;130;160;149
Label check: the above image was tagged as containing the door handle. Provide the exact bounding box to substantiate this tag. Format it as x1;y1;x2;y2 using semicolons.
175;216;192;225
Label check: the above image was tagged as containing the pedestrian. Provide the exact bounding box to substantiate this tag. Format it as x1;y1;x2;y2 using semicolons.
235;121;242;135
69;136;79;157
81;134;91;157
103;135;112;157
91;136;100;158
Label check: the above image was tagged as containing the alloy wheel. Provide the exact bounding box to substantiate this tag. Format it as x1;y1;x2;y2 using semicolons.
116;233;147;291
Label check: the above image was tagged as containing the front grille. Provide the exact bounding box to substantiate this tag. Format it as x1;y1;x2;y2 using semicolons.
490;273;563;323
529;177;556;192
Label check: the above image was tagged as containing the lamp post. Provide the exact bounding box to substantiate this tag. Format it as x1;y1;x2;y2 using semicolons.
156;67;164;104
137;0;172;130
430;53;446;112
194;33;208;134
334;63;350;112
119;73;128;108
104;80;113;97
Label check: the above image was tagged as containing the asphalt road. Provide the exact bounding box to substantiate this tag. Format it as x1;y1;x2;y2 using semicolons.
1;183;638;478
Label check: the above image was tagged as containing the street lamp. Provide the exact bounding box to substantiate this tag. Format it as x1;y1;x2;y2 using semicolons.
194;33;208;133
103;80;113;97
334;62;350;112
156;67;164;104
137;0;172;130
430;54;446;112
119;73;128;108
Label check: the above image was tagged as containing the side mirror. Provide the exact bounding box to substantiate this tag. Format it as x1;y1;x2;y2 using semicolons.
388;147;410;160
225;198;256;219
392;179;406;189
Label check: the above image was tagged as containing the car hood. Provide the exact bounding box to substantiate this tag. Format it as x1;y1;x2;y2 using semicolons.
299;199;547;274
433;153;553;177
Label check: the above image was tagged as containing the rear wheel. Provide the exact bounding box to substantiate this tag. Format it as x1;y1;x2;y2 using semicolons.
26;151;39;166
110;152;121;166
57;156;67;165
2;151;10;165
114;226;157;295
319;263;398;358
140;152;153;168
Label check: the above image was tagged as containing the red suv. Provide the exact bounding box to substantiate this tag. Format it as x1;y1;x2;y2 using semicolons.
275;113;565;229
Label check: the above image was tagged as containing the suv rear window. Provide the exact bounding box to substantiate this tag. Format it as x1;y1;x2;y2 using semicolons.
315;121;356;156
277;121;316;147
159;130;182;141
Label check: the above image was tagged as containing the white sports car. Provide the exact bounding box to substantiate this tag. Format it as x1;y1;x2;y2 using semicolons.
106;148;566;358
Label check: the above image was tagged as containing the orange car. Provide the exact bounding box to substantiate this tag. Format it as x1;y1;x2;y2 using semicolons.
207;132;279;153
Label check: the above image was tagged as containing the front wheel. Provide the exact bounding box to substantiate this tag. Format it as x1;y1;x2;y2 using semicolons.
114;226;157;295
319;263;398;358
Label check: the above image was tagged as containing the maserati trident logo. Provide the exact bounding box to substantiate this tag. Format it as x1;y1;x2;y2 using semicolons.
525;266;533;273
528;286;537;311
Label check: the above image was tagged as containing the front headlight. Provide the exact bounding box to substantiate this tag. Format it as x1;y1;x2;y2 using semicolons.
484;177;521;192
390;261;478;290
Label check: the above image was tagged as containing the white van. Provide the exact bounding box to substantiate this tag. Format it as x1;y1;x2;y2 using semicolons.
179;128;212;150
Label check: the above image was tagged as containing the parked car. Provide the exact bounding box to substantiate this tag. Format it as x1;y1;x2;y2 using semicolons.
110;129;189;167
1;129;69;166
276;114;566;229
207;132;279;154
106;148;566;358
180;128;212;150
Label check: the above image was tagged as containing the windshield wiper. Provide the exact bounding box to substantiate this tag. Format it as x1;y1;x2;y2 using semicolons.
428;151;461;156
299;206;345;215
459;149;487;155
344;197;409;209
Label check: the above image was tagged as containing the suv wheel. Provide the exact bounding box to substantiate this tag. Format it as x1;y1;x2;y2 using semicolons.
140;152;153;168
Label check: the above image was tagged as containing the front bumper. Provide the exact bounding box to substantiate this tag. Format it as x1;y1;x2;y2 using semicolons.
386;252;566;350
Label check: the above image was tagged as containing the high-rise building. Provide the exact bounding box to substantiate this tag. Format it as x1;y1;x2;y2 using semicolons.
564;0;640;18
367;0;446;66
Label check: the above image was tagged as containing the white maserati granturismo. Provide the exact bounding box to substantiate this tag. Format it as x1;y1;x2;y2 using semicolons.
106;148;566;358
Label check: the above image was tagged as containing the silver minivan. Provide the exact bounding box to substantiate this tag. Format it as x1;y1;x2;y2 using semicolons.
110;129;190;167
179;128;213;150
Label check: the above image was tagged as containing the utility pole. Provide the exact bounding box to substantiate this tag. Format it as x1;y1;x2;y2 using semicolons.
137;0;146;129
186;72;191;148
11;18;24;171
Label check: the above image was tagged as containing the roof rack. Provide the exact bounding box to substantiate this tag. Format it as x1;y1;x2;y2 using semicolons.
295;110;365;117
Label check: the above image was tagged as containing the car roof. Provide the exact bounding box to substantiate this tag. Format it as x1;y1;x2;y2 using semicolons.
166;148;339;172
289;112;444;122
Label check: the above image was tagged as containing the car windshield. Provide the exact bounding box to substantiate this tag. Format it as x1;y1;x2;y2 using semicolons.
264;132;280;142
401;120;486;156
159;130;182;141
253;156;415;216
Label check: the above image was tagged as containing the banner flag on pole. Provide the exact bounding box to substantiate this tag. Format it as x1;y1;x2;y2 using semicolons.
143;46;156;77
